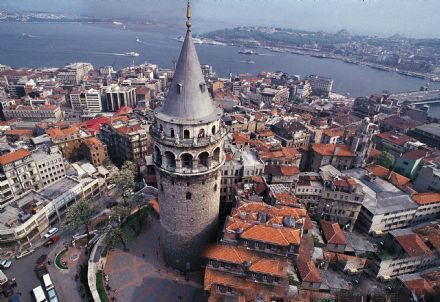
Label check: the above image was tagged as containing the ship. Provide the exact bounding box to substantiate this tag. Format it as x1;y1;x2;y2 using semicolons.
135;37;141;43
240;60;255;64
124;52;140;57
239;49;258;55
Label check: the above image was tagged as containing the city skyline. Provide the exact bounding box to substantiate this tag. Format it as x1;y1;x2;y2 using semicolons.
0;0;439;38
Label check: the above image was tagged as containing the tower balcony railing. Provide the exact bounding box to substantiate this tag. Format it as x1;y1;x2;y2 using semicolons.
155;157;224;176
151;127;226;148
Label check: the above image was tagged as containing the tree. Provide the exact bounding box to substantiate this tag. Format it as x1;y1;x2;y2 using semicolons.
63;199;96;240
374;151;395;169
105;227;129;251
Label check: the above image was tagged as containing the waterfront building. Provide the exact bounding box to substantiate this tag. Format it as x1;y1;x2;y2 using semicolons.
305;75;333;96
151;3;225;271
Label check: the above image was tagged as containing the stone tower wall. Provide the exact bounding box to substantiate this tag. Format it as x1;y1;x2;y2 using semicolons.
157;168;221;271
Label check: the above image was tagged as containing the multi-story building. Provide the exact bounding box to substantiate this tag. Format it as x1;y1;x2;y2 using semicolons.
0;175;105;250
46;126;87;161
310;144;356;172
374;131;420;158
70;88;102;114
414;162;440;192
410;123;440;148
305;75;333;96
0;149;43;205
220;149;264;213
259;87;289;105
100;120;151;165
57;62;93;85
271;120;311;148
411;193;440;225
80;137;108;167
32;146;66;187
151;18;225;271
101;84;137;112
3;104;63;122
371;228;438;281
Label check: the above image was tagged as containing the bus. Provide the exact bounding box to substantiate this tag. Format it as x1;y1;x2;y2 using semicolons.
42;274;54;291
32;286;47;302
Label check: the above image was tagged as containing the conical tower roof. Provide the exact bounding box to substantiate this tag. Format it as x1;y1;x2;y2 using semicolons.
157;30;218;123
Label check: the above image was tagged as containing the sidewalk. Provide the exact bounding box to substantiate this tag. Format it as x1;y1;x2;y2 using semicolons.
47;239;87;302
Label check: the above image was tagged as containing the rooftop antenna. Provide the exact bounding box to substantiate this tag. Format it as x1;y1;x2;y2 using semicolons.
186;0;191;32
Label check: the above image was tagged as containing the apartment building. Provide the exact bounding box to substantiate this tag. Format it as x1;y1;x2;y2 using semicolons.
70;88;103;113
100;120;151;164
0;149;42;205
3;104;63;122
0;176;105;250
32;146;66;187
310;144;356;172
80;137;108;167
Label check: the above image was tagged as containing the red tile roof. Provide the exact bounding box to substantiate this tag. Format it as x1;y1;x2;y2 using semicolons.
0;149;31;165
203;244;260;265
320;221;347;245
296;260;322;283
395;233;432;257
402;149;427;161
402;279;435;296
412;192;440;205
312;144;355;157
376;131;413;146
241;224;301;246
366;165;410;188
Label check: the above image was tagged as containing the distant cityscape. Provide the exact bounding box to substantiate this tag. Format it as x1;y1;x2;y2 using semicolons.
1;4;440;302
203;26;440;82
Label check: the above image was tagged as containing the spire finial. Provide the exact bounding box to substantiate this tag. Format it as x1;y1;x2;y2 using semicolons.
186;0;191;31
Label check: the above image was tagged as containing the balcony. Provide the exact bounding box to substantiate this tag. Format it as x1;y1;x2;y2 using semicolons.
151;127;226;148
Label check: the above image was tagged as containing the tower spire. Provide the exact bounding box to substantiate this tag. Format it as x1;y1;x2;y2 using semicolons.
186;0;191;31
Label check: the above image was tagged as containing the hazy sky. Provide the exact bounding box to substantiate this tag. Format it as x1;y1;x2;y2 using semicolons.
1;0;439;38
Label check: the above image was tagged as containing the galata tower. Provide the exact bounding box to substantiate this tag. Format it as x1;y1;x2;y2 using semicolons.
151;0;225;271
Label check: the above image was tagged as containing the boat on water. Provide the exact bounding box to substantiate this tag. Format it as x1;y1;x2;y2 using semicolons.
176;36;185;43
241;60;255;64
192;38;203;44
124;52;140;57
135;37;141;43
22;33;37;38
239;49;258;55
431;77;440;82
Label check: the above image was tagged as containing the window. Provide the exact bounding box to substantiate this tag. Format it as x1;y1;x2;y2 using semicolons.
177;83;183;94
159;124;163;132
160;184;163;191
184;130;190;139
214;184;217;192
187;182;190;186
212;125;216;134
170;128;175;138
186;192;191;200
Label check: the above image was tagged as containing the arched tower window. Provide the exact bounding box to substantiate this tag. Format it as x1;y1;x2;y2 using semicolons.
181;153;193;170
198;129;205;138
164;151;176;170
184;129;190;139
186;192;192;200
198;152;209;168
170;128;175;138
159;124;163;132
212;125;216;135
213;147;221;162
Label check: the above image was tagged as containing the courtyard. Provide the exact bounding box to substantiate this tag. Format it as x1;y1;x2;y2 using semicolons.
104;217;205;302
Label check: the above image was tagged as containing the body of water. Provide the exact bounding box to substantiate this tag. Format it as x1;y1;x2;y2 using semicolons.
1;22;440;98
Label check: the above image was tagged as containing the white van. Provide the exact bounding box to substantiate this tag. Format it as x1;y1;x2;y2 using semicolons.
44;228;58;239
42;273;54;291
32;285;47;302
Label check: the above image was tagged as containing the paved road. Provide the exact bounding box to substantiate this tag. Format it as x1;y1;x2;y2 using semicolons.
3;228;74;302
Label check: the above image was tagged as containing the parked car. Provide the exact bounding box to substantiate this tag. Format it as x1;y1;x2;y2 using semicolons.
8;294;20;302
0;260;11;269
44;228;59;239
36;255;47;266
1;281;13;297
15;249;34;259
47;288;59;302
44;235;60;247
35;263;48;279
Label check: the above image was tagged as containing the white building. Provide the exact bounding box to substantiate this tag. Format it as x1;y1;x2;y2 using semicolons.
101;84;137;112
33;146;66;187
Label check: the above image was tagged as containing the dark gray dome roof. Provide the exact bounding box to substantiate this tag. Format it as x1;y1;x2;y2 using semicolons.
157;31;216;122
